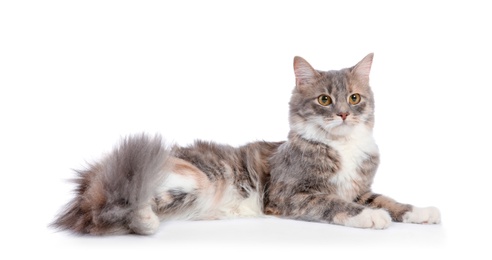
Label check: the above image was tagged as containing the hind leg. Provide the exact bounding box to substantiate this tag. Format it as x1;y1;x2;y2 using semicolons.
153;157;213;219
129;204;160;235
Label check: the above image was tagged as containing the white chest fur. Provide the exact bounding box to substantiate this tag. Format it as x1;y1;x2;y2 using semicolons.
327;125;378;201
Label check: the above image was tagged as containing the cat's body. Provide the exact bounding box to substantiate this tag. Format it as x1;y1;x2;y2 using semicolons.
52;54;440;235
54;138;282;235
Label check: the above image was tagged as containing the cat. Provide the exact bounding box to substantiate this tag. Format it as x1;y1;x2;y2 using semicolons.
52;53;440;235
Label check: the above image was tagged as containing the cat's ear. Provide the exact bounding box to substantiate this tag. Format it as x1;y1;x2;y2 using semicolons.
294;56;320;87
351;53;374;84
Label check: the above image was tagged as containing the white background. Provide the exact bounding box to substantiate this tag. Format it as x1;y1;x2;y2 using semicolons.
1;0;491;259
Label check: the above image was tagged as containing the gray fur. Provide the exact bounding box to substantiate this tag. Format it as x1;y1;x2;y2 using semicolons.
101;134;170;215
53;54;438;235
51;134;171;235
136;140;282;222
265;54;415;225
265;133;366;220
170;141;282;208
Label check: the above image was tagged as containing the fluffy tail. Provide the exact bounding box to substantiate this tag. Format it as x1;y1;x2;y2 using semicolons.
51;134;172;235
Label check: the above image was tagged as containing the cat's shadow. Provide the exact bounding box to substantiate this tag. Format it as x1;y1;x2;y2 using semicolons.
152;217;446;247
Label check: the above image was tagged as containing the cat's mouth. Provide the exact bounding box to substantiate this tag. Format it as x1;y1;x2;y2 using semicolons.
321;118;354;133
325;118;350;127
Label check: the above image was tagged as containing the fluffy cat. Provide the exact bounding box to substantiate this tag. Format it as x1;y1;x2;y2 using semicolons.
52;54;440;235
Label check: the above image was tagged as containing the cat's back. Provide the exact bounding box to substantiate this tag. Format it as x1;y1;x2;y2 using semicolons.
172;140;283;181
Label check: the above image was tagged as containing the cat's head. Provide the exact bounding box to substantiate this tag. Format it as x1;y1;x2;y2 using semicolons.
289;53;375;142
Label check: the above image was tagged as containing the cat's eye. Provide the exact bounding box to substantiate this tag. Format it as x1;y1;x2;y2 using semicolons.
349;93;361;105
317;95;332;106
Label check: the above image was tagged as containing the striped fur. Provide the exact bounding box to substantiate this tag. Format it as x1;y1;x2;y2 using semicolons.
265;54;440;228
52;54;440;235
52;137;282;235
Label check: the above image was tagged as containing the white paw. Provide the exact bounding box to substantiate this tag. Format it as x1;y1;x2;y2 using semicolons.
345;208;392;229
403;206;441;224
130;206;160;235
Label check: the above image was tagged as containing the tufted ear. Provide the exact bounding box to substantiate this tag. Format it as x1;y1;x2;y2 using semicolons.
351;53;374;84
293;56;320;88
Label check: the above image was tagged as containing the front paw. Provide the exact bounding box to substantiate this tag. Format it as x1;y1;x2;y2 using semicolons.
403;206;441;224
344;208;392;229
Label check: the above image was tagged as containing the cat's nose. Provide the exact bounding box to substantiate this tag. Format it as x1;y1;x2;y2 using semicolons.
337;112;349;121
